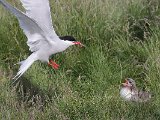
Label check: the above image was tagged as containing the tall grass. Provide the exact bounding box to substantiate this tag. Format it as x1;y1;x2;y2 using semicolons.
0;0;160;119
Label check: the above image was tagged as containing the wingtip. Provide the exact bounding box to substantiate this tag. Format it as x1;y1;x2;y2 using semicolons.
12;73;21;84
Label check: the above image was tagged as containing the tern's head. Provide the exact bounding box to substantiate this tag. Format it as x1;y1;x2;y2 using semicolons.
59;36;84;47
122;78;136;88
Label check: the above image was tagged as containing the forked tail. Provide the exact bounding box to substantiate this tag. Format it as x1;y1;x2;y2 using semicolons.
13;53;37;80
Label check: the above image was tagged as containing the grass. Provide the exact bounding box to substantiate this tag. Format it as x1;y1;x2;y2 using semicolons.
0;0;160;119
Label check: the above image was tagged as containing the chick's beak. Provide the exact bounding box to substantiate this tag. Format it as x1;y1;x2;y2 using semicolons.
122;79;128;86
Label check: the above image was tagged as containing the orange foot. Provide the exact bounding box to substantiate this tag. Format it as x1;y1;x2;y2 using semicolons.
48;60;59;70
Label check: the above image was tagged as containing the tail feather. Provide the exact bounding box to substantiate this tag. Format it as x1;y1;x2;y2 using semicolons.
13;53;37;81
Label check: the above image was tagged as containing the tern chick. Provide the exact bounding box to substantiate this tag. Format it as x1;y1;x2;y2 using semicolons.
120;78;151;102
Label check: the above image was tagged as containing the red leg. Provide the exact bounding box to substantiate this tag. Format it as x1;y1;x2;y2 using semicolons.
48;60;59;70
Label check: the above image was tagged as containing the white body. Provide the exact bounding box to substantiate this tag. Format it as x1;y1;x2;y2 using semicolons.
0;0;74;79
120;87;134;101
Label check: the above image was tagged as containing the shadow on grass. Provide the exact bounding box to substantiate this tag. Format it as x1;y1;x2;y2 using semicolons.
11;76;52;110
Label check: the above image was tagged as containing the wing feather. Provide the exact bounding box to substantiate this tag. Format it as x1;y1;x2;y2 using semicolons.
20;0;58;38
0;0;50;52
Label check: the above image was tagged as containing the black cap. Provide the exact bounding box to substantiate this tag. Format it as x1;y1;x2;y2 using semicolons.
59;36;76;41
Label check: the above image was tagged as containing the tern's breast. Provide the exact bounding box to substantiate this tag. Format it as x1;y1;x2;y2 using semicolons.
120;87;132;101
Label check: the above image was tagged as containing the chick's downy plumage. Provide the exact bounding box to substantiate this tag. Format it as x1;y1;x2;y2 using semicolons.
120;78;151;102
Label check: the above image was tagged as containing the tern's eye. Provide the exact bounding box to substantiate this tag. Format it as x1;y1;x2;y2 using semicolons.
129;81;132;84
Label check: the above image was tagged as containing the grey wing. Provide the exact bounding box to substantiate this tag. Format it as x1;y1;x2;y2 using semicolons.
0;0;50;52
20;0;59;39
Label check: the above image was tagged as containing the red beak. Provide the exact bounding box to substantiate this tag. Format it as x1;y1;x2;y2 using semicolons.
122;79;128;86
73;41;85;47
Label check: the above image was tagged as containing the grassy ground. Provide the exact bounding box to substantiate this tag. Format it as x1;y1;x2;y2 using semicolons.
0;0;160;119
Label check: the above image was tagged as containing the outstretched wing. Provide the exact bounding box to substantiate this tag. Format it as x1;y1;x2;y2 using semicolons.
0;0;51;52
20;0;58;37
